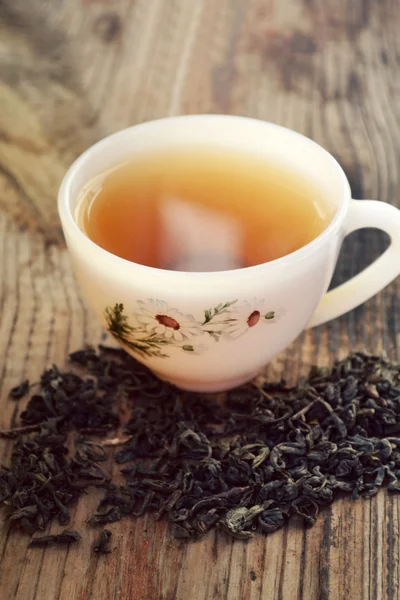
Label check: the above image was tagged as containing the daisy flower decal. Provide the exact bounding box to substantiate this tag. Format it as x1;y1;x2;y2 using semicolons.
223;299;280;339
104;298;282;359
136;300;203;342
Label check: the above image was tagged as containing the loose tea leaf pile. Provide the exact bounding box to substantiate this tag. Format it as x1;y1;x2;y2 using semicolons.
2;347;400;544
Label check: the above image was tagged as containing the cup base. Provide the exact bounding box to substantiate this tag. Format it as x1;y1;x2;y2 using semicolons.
152;369;262;393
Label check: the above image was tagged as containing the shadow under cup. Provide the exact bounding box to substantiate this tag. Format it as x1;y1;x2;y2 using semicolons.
58;116;349;392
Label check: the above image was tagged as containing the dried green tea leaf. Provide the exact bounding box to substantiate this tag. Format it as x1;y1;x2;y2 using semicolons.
29;530;81;547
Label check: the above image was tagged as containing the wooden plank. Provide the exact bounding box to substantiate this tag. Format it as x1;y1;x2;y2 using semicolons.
1;0;400;598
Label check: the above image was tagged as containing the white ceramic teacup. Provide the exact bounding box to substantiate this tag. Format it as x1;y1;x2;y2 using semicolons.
58;115;400;392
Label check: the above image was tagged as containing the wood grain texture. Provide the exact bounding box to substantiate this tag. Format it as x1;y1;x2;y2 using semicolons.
1;0;400;598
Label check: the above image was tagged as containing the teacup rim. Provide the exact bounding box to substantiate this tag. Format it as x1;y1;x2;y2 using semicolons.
58;114;351;279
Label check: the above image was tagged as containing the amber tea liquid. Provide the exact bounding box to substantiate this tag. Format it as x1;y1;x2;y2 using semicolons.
76;147;333;271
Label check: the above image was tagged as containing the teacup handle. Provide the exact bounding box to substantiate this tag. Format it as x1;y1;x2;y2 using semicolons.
309;199;400;327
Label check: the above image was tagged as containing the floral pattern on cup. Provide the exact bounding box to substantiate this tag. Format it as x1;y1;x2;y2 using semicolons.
104;299;281;359
205;299;280;340
136;300;203;342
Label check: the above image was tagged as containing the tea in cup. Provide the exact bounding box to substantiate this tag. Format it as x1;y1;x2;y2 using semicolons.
58;115;400;391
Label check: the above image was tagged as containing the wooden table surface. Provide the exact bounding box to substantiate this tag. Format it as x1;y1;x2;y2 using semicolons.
1;1;400;598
